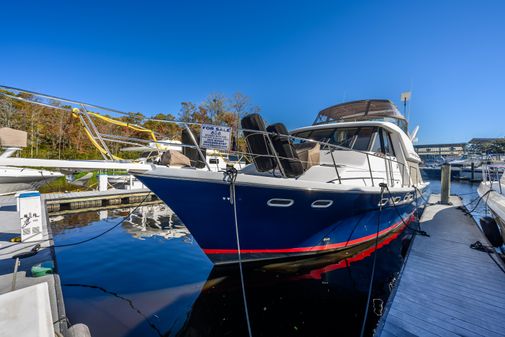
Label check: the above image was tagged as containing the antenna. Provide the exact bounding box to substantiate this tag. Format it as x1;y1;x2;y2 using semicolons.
400;91;412;122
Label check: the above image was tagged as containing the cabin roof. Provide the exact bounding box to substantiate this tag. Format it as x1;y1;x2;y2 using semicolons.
313;99;405;125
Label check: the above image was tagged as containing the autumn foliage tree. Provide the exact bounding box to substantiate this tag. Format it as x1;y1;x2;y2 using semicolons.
0;90;260;160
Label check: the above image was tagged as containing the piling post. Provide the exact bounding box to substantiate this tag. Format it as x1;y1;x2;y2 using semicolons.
98;174;108;191
441;163;451;204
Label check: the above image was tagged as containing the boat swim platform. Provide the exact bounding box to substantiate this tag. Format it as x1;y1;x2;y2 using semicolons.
43;188;161;215
375;195;505;337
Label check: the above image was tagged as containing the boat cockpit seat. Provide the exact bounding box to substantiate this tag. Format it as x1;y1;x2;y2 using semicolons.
294;142;320;170
181;128;207;168
241;114;277;172
266;123;305;178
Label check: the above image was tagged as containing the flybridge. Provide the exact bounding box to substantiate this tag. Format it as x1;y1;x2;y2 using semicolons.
313;99;408;133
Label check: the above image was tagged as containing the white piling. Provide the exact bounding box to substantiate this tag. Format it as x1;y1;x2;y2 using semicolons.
98;174;108;191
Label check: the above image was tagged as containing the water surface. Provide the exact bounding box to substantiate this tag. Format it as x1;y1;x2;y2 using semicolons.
51;180;483;337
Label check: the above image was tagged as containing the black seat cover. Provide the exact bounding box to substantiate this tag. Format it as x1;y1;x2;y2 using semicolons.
266;123;304;178
181;128;207;168
241;114;276;172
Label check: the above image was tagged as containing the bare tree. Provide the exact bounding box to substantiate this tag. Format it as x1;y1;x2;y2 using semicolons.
179;102;197;122
202;93;226;123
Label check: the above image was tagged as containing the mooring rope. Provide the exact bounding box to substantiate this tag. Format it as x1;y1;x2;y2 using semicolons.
359;183;386;337
224;167;253;337
0;193;152;256
63;283;163;336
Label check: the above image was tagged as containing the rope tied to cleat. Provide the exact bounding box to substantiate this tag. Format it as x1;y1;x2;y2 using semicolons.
224;166;253;337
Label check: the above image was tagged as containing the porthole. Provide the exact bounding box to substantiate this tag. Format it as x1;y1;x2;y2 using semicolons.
267;199;294;207
311;200;333;208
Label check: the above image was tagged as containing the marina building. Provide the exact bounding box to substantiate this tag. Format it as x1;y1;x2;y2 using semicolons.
414;142;466;158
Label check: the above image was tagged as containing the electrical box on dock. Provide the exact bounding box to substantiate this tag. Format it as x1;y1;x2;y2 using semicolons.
16;191;43;242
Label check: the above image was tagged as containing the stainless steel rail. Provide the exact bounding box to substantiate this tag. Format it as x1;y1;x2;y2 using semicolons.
0;85;413;188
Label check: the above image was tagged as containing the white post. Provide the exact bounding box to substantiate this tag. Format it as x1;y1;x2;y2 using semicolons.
17;191;44;242
98;174;108;191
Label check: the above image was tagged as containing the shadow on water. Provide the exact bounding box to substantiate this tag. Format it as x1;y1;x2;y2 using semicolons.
52;201;420;337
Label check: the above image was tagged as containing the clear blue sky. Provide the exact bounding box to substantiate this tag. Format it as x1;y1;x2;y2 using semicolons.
1;0;504;144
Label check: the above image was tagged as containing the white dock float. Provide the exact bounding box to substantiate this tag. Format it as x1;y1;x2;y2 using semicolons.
0;282;55;337
376;195;505;337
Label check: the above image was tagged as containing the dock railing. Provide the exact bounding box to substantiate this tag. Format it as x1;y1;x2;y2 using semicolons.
0;85;411;188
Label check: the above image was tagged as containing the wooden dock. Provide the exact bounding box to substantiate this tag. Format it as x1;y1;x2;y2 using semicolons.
376;195;505;337
43;188;161;215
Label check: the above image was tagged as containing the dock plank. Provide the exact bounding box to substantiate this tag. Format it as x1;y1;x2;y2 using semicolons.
377;195;505;337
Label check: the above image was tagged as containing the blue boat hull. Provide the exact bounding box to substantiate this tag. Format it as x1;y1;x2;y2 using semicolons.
136;173;430;264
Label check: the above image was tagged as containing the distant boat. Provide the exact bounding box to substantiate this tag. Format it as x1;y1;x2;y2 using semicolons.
421;154;505;182
0;165;63;195
478;165;505;252
0;127;63;195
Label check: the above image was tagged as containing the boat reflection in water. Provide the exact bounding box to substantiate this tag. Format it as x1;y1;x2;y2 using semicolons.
52;205;411;337
51;204;192;242
119;204;192;243
170;223;410;337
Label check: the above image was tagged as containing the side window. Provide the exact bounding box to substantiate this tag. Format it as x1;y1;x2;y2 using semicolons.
370;131;382;153
332;128;357;148
308;129;333;142
352;127;375;151
382;130;396;156
291;131;311;144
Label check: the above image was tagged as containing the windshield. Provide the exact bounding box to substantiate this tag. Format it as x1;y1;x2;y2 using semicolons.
292;126;376;151
292;126;397;156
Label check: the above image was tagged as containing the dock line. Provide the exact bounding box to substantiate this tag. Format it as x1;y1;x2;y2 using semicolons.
63;283;163;337
359;183;387;337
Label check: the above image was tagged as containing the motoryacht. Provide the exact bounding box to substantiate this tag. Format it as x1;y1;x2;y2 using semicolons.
0;88;430;265
133;100;431;264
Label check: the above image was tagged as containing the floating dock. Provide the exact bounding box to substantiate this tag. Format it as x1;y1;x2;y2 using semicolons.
0;188;159;336
376;195;505;337
44;188;160;215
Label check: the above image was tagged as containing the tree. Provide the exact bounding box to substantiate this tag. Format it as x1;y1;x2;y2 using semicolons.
202;93;227;124
0;96;17;127
179;102;196;123
143;113;180;140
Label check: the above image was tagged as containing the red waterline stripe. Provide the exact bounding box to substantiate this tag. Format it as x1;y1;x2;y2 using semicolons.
203;212;415;254
303;224;407;280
